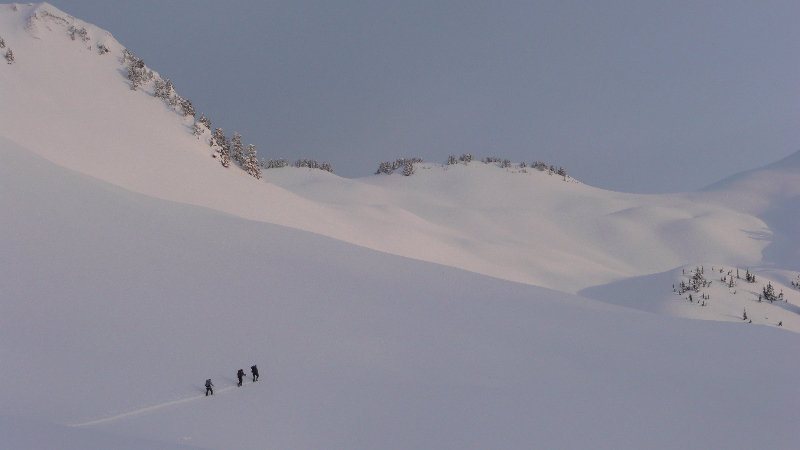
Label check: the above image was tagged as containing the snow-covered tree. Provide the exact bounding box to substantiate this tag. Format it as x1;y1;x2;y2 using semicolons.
763;282;776;303
125;56;150;90
403;161;415;176
154;77;174;100
447;155;458;165
532;161;547;171
266;158;289;169
244;144;261;179
192;121;205;137
376;161;393;175
180;98;195;117
502;159;511;168
231;133;245;166
5;48;13;64
211;128;231;167
97;43;109;55
321;162;333;173
460;153;473;163
294;158;320;169
745;269;756;283
198;114;211;129
0;36;5;48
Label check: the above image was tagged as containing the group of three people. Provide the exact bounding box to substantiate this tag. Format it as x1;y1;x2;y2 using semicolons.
205;365;259;396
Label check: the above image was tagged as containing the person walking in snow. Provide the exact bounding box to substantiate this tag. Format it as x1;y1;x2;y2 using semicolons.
251;365;259;382
205;379;214;396
237;368;245;387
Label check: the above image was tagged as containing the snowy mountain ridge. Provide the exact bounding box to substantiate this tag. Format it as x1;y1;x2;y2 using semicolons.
2;4;800;448
0;2;784;294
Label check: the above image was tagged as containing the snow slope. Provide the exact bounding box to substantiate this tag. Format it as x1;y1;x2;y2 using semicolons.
2;134;798;448
0;2;773;294
2;3;800;448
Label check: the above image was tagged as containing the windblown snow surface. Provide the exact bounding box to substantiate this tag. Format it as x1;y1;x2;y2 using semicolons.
0;3;798;448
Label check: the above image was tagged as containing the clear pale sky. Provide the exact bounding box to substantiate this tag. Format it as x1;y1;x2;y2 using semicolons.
51;1;800;193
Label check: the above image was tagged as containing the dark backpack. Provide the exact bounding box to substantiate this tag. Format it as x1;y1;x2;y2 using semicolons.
251;365;257;372
205;379;211;388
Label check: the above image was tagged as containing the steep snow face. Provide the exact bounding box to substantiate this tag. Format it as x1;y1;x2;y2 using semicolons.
0;2;776;293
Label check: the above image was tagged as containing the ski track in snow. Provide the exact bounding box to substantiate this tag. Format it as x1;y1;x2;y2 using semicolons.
71;382;258;427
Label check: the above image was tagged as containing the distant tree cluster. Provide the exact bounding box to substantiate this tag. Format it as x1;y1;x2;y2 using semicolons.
744;269;756;283
97;43;109;55
376;158;423;176
264;158;290;169
454;155;569;177
676;266;709;294
533;162;567;177
153;76;194;117
761;282;784;303
294;158;333;172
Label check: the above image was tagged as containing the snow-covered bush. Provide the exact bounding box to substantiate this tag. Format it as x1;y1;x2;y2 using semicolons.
447;155;458;165
67;26;89;42
459;153;473;163
0;36;5;48
4;48;13;64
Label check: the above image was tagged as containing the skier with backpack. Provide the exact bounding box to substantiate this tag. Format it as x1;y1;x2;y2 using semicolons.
205;379;214;396
237;369;245;387
251;365;259;382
